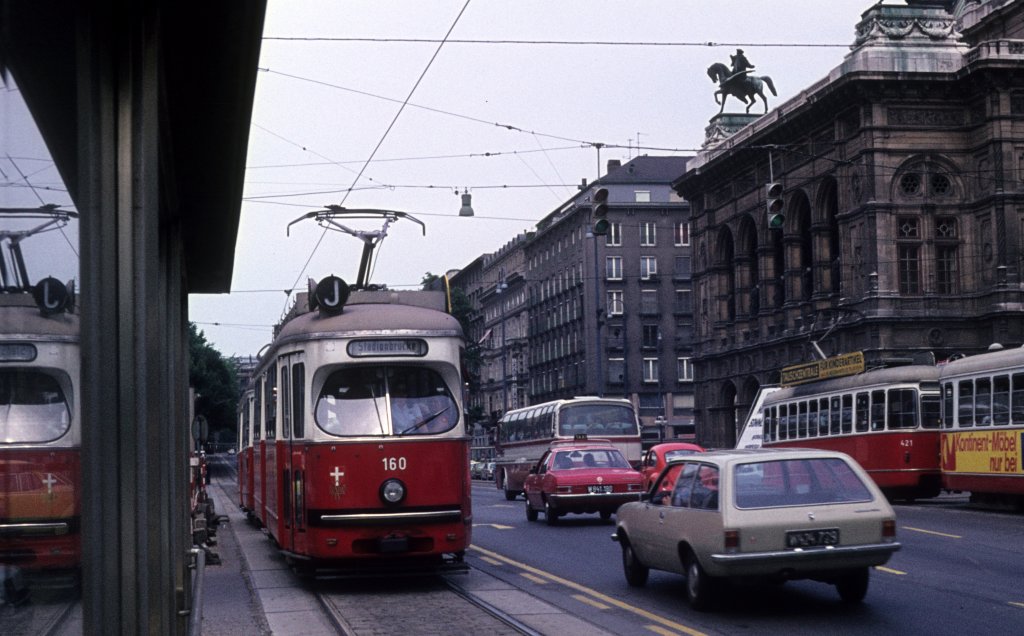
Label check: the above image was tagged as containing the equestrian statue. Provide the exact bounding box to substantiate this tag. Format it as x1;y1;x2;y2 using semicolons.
707;49;777;114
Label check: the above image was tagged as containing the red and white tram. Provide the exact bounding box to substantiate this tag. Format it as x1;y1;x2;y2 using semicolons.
938;345;1024;507
756;364;943;500
238;208;470;573
1;210;80;574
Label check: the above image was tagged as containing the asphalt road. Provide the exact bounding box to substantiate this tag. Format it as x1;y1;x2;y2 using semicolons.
468;481;1024;636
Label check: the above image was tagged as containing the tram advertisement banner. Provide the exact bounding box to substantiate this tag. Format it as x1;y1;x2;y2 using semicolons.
941;430;1022;474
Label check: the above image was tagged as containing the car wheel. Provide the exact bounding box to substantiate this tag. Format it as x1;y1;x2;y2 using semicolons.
836;567;870;603
621;540;649;587
502;472;518;501
685;553;716;611
544;499;559;525
600;510;613;522
525;500;538;522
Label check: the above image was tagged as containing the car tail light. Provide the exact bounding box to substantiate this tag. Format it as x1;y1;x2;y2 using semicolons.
882;519;896;540
724;529;740;552
557;485;572;494
627;483;643;491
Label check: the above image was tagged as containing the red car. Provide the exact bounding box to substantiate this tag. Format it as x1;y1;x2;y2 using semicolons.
639;442;705;491
524;440;644;525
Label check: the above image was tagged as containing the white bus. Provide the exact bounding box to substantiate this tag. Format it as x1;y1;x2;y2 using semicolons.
493;397;642;500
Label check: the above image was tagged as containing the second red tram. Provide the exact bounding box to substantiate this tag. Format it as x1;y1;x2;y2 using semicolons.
238;282;471;573
938;345;1024;507
755;365;943;499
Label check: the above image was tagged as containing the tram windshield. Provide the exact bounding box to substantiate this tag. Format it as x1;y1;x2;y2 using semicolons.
0;370;72;443
315;365;458;437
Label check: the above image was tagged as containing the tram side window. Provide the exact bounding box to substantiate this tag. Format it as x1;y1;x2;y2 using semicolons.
0;370;71;443
870;390;886;431
992;375;1009;425
830;396;842;435
1012;373;1024;424
841;394;853;433
292;363;305;438
777;404;788;440
797;402;808;438
806;401;817;438
958;380;974;427
942;383;954;428
975;377;992;426
921;391;941;429
763;407;775;443
280;364;291;440
818;398;830;436
854;392;869;433
887;388;917;429
266;365;277;439
253;382;262;441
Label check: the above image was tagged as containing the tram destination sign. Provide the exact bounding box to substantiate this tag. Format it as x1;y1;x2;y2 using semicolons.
348;338;427;357
781;352;865;387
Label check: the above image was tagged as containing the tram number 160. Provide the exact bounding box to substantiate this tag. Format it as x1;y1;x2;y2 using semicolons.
382;457;407;471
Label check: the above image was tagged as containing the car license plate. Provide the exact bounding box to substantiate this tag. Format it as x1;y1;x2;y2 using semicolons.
587;485;613;494
786;528;840;548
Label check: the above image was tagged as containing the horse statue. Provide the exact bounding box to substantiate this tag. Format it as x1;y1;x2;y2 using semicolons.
706;62;777;114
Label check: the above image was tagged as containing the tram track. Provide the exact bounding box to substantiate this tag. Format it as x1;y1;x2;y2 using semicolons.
312;569;537;636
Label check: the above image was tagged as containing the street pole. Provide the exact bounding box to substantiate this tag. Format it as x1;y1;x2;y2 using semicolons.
591;230;604;398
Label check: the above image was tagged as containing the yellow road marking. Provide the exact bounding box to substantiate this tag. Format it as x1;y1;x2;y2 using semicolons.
902;526;961;539
875;566;906;575
1009;602;1024;609
646;625;685;636
572;594;610;610
480;556;503;566
519;572;548;585
471;545;707;636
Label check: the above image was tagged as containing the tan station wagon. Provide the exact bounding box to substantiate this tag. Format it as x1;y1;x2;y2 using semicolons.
612;448;900;610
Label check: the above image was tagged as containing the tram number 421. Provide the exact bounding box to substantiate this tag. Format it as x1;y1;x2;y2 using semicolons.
382;457;408;471
899;439;913;448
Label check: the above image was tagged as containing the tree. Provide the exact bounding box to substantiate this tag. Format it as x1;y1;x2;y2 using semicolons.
188;322;239;449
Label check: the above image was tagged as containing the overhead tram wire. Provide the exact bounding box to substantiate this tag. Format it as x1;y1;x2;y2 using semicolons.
262;37;850;49
281;0;473;311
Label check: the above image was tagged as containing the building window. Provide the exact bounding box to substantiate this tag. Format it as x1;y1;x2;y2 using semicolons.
674;222;690;246
606;222;622;246
642;325;660;349
936;245;958;294
640;290;659;314
607;358;625;384
643;358;659;383
606;256;623;280
673;256;691;278
897;216;920;295
640;222;657;246
640;256;658;280
935;216;959;295
898;245;920;295
607;290;624;316
674;288;692;313
677;357;693;382
635;190;651;203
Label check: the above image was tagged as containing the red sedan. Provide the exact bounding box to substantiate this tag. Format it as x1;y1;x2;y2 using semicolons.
524;440;643;525
639;442;705;491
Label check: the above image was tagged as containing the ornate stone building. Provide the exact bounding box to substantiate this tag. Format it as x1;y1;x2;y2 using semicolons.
673;0;1024;447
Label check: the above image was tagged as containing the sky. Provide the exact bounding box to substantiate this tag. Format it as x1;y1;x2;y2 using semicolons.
2;0;885;357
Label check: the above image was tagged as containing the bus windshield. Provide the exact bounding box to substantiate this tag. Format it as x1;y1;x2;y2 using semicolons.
0;370;71;444
314;365;458;437
557;403;637;437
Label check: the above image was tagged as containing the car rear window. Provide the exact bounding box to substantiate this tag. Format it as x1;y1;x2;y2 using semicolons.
733;458;874;508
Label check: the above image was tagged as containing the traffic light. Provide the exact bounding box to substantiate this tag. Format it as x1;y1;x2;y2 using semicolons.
766;182;784;229
592;187;610;236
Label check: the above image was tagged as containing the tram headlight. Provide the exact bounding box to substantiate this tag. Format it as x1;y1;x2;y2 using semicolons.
380;478;406;505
